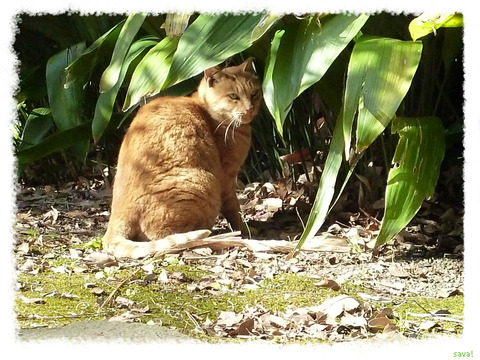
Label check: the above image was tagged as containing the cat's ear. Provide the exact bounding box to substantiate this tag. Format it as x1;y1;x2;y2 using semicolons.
204;66;221;87
239;57;256;73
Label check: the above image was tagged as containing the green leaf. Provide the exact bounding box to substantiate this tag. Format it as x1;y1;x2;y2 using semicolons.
162;13;192;38
263;14;369;137
262;29;285;134
250;13;282;43
375;117;445;247
99;13;146;93
92;37;158;142
295;36;423;254
409;13;463;41
342;36;423;157
122;37;179;111
46;42;89;161
19;108;53;150
16;122;91;165
294;112;346;252
65;20;124;88
163;13;275;89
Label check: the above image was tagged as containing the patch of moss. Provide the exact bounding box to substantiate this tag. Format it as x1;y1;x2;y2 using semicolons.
16;272;103;328
15;263;463;341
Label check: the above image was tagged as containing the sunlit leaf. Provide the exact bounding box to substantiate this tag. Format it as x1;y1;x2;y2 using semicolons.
122;37;179;111
250;13;281;43
409;13;463;41
342;36;422;157
375;117;445;247
296;36;423;254
162;13;192;38
263;14;368;137
65;20;124;88
294;112;345;253
93;37;158;142
99;13;146;93
163;13;274;89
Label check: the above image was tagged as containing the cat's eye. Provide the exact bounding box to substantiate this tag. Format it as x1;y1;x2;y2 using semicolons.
228;93;240;100
251;91;258;99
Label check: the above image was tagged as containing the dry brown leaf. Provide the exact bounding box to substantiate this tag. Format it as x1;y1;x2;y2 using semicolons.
236;318;255;336
368;316;394;332
315;279;341;291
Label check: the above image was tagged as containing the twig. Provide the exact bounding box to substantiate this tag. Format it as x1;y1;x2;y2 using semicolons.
406;312;464;324
18;311;115;321
98;268;142;311
185;310;204;333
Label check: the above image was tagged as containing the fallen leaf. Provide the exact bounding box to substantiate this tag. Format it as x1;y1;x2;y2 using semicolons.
340;313;367;328
17;242;29;255
315;279;341;291
358;293;393;303
317;295;360;319
84;252;117;268
235;318;255;336
115;296;135;308
108;310;143;323
216;311;244;328
18;259;35;273
389;264;410;278
19;295;45;304
89;287;105;295
43;206;59;225
419;320;439;331
368;316;395;332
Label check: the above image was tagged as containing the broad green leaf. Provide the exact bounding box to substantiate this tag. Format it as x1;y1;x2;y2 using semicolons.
122;37;179;111
16;122;91;165
46;42;89;161
19;108;53;150
250;13;282;43
162;13;192;38
295;36;423;254
294;112;346;252
65;20;124;88
262;29;285;134
342;36;422;157
375;117;445;247
263;14;369;137
409;13;463;41
93;37;158;142
99;13;146;93
163;13;275;89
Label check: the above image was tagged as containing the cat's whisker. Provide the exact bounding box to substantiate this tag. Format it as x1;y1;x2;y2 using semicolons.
224;118;236;143
214;118;230;134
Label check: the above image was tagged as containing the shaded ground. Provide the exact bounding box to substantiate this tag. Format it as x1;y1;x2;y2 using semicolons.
14;178;464;342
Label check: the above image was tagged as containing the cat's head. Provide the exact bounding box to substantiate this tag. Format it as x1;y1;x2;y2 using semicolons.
197;58;262;126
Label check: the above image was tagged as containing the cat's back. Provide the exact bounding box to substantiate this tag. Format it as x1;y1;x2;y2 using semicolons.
130;95;209;135
122;95;216;164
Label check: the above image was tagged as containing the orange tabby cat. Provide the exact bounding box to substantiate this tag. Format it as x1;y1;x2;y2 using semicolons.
103;58;262;259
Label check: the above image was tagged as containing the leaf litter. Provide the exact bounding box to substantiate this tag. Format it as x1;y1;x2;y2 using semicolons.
14;177;464;341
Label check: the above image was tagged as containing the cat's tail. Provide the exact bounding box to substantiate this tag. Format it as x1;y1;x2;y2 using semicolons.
103;230;243;259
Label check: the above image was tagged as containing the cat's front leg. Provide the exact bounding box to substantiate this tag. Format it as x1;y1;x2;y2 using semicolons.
221;185;247;235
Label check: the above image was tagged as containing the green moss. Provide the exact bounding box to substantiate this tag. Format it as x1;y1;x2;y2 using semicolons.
15;263;464;341
16;272;103;328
